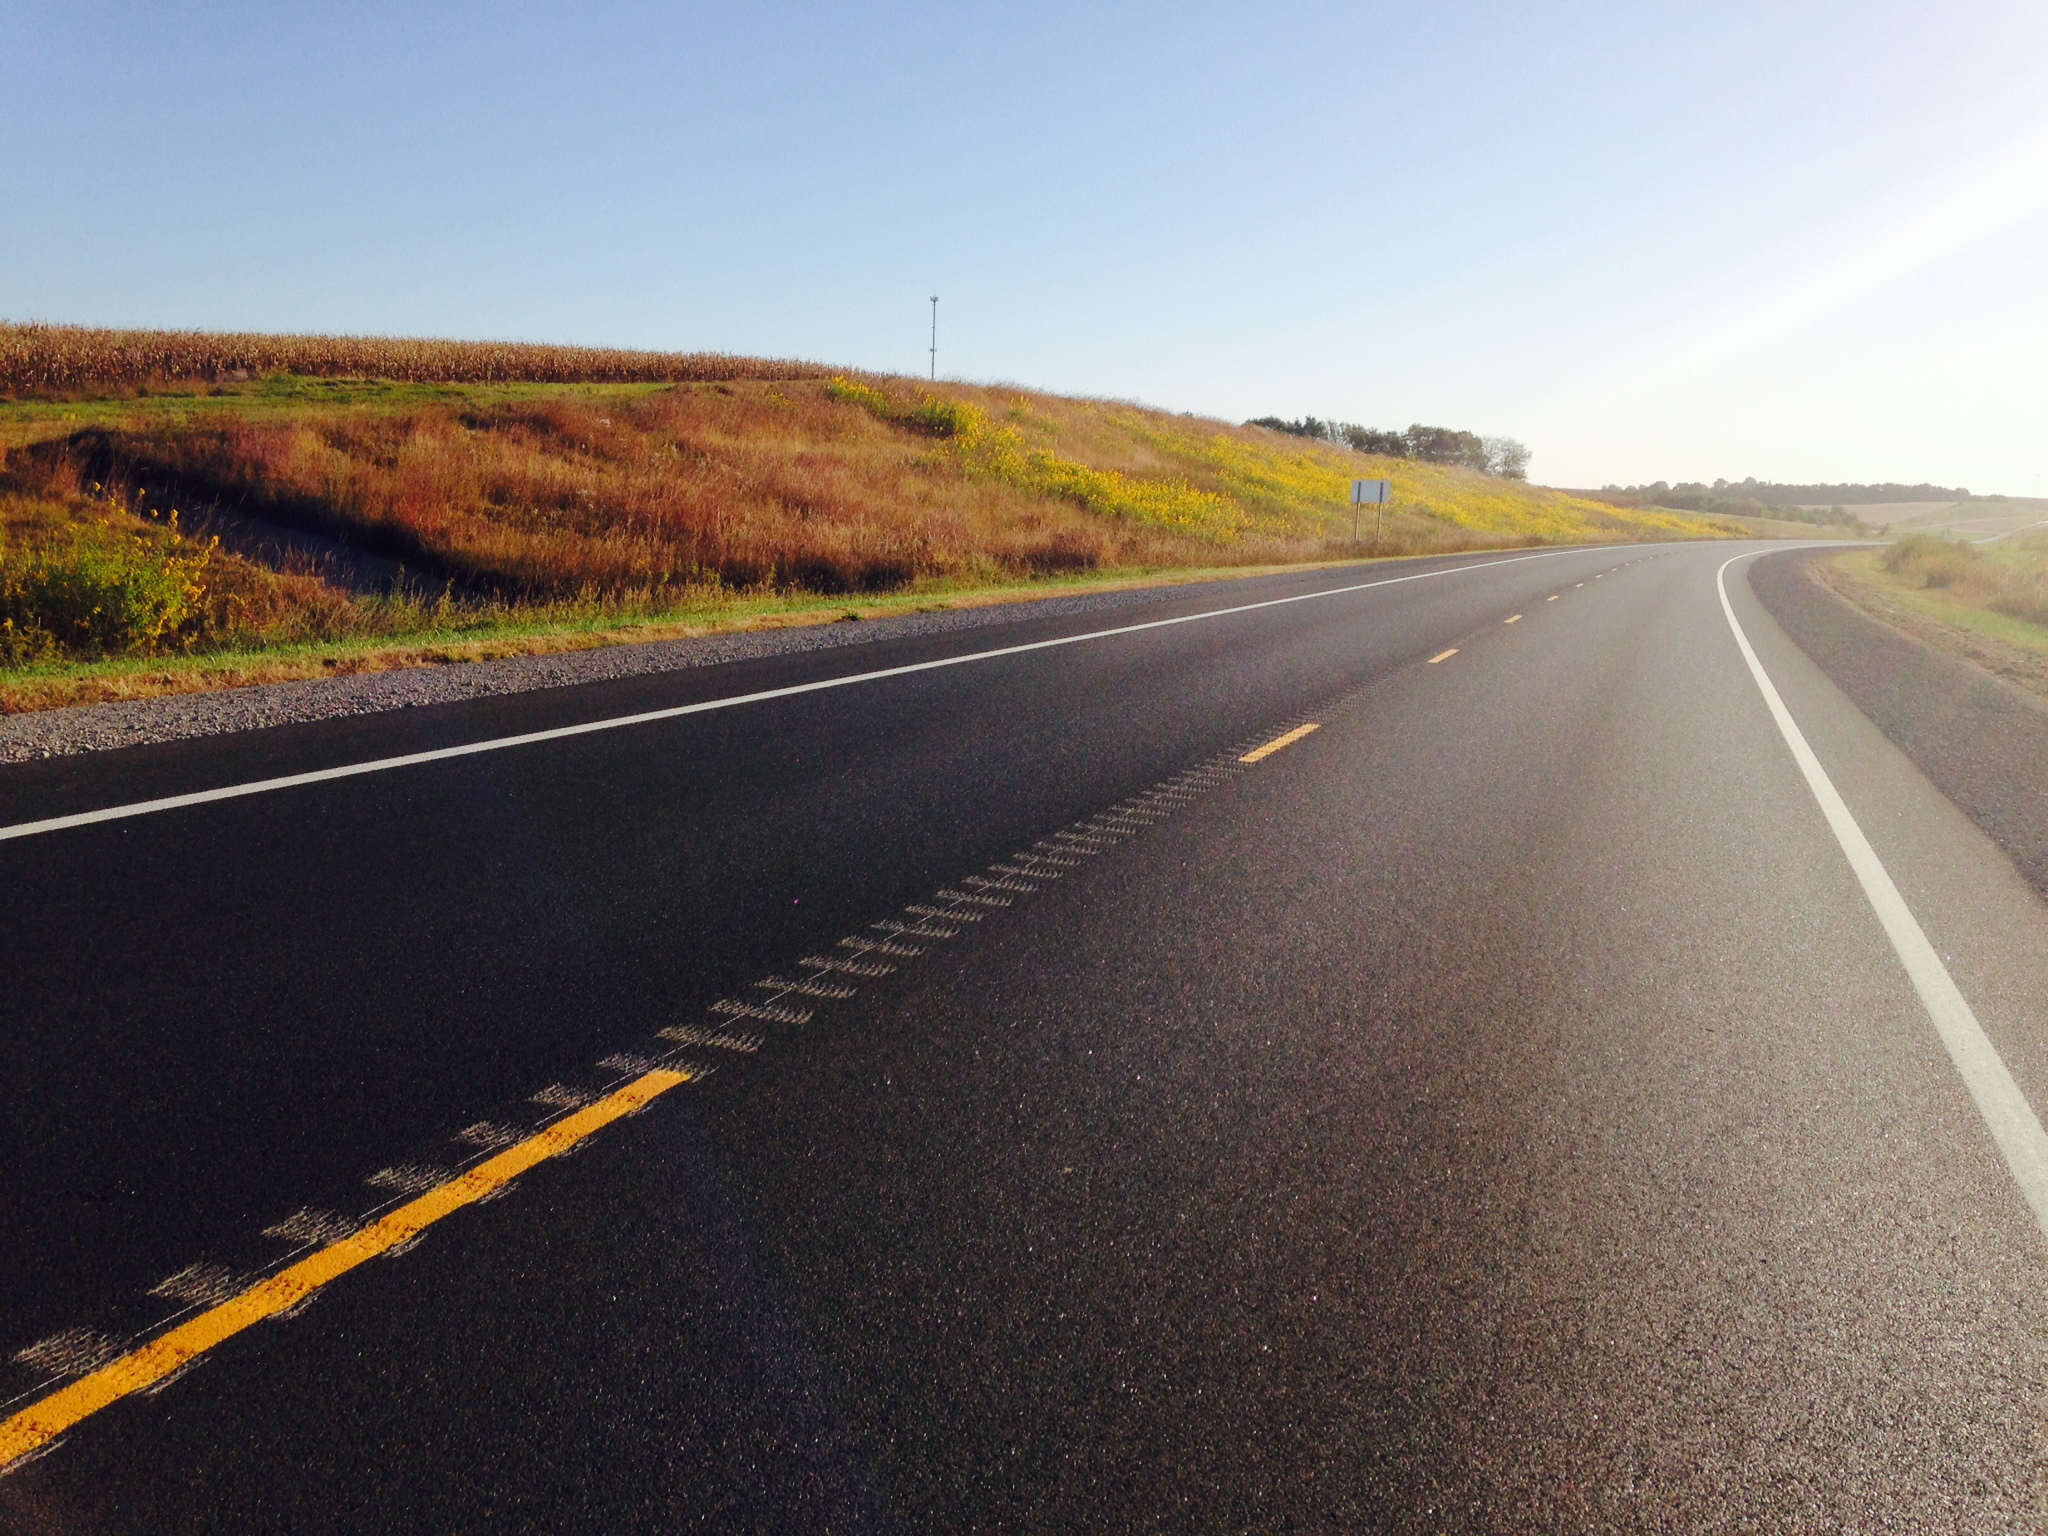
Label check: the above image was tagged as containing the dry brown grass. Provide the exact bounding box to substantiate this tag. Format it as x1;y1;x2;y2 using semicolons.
13;381;1312;601
1875;528;2048;626
0;322;826;396
1880;533;2048;628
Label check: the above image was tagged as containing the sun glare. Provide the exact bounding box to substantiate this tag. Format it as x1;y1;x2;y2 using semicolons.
1540;123;2048;431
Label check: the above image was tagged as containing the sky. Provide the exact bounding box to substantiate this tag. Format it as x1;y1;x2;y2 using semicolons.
3;1;2044;493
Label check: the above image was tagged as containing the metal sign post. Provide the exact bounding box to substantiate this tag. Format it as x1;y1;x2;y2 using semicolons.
1351;478;1391;547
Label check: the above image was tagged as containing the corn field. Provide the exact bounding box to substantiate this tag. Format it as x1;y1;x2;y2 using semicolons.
0;323;829;395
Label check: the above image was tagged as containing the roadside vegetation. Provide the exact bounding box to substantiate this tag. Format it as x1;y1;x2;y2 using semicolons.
1821;532;2048;700
0;323;1743;714
1878;534;2048;627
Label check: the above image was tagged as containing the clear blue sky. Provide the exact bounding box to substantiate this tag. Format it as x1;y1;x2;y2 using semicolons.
4;2;2044;493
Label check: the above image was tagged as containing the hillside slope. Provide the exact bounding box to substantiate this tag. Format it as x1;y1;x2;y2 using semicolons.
0;326;1736;709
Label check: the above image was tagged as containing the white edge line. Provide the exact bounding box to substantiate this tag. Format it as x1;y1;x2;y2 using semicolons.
0;546;1608;844
1717;552;2048;1241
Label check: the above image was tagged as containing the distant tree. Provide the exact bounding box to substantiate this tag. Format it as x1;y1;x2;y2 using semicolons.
1617;477;1968;507
1340;424;1408;456
1251;415;1533;477
1403;424;1489;471
1245;416;1332;440
1482;436;1531;480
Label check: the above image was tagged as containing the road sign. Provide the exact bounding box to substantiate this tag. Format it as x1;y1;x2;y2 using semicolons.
1351;479;1392;546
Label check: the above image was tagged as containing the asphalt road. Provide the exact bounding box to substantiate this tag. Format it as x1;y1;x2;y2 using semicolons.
5;541;2048;1531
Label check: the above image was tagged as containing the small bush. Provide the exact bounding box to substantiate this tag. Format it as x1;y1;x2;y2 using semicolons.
0;523;212;659
901;397;978;438
1881;533;1982;590
1874;531;2048;633
823;376;890;414
1990;575;2048;628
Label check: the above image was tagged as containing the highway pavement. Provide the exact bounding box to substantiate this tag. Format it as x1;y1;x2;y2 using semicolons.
4;540;2048;1531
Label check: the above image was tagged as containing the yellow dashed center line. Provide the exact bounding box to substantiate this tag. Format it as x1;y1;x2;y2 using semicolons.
1427;648;1459;664
1239;723;1320;763
1547;595;1559;602
1504;615;1522;624
0;1068;690;1468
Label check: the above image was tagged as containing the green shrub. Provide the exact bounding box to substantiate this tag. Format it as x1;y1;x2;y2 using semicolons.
900;397;977;438
1881;532;1980;589
1990;570;2048;629
826;376;975;439
0;523;212;659
823;375;890;414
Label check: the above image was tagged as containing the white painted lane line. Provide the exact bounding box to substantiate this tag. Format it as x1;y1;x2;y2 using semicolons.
1717;553;2048;1243
0;546;1614;844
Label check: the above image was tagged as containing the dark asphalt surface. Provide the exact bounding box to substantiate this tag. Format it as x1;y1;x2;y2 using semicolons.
5;542;2048;1531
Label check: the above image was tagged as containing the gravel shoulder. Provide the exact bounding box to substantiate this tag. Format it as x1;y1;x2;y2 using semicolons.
1749;547;2048;900
0;580;1240;764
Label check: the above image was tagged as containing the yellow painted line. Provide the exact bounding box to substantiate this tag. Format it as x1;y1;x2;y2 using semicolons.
0;1068;689;1468
1239;722;1320;763
1504;614;1522;624
1547;595;1559;602
1575;582;1585;587
1427;648;1458;664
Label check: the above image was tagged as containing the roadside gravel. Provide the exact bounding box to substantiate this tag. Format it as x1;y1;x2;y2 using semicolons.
0;584;1189;764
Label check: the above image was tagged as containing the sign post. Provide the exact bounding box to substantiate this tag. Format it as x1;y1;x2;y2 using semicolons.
1351;478;1391;547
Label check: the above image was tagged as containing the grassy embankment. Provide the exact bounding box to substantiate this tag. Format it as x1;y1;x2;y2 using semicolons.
1821;533;2048;699
0;323;1739;713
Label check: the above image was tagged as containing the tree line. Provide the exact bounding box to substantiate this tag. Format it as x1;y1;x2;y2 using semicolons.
1605;477;1972;509
1246;417;1531;481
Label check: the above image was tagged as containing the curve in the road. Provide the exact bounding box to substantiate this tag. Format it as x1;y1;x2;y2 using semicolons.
1718;551;2048;1240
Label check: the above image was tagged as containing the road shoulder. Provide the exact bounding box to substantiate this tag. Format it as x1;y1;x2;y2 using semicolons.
0;571;1305;765
1749;547;2048;900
